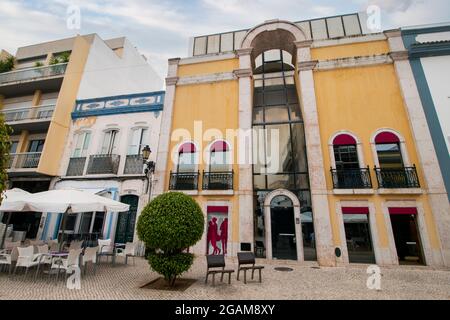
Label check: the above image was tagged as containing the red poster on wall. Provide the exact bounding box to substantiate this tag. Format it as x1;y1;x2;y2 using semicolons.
206;206;228;255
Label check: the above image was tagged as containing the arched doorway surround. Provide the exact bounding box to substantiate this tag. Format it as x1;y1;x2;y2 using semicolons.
264;189;304;261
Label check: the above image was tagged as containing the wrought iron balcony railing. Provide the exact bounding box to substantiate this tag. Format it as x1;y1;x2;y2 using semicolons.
169;171;199;190
374;165;420;189
0;63;67;85
8;152;41;169
2;105;55;123
124;154;144;175
330;167;372;189
202;171;234;190
66;157;86;176
86;154;120;175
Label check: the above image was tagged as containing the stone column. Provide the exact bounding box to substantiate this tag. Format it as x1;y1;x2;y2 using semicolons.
386;30;450;267
235;48;254;251
296;40;336;266
152;58;180;199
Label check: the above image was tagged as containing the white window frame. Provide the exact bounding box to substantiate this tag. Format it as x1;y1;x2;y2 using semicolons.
329;131;365;169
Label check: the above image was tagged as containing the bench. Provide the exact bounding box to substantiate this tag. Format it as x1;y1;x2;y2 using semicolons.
237;252;264;284
205;255;234;286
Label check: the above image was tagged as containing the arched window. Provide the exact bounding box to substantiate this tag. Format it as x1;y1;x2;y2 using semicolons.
333;134;359;171
209;140;230;172
374;132;403;169
177;142;197;172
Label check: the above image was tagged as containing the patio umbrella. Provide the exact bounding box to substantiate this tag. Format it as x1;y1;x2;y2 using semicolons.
0;188;32;248
26;189;130;250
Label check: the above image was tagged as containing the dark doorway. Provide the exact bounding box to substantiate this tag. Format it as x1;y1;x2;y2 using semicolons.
343;214;376;264
115;195;139;244
390;214;424;265
270;195;297;260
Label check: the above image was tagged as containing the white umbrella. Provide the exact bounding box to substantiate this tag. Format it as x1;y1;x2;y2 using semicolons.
0;188;32;212
26;189;129;213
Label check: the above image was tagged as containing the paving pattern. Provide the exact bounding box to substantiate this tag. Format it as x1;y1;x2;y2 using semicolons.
0;257;449;300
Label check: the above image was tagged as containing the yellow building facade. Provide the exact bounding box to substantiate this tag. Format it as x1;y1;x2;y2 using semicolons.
154;15;450;267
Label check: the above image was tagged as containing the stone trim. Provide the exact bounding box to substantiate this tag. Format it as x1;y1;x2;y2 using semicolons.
312;33;386;48
233;68;253;78
384;29;402;38
297;60;318;71
165;76;178;86
200;190;234;196
177;72;236;86
390;50;409;61
314;54;392;71
168;57;181;65
179;53;237;65
241;20;307;48
295;40;313;48
236;48;253;56
377;188;423;195
333;189;375;195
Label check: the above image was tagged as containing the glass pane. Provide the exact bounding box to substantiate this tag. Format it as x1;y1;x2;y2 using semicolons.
265;124;294;173
296;21;311;39
264;106;289;123
327;17;345;38
271;195;293;207
264;49;281;62
92;212;105;233
311;19;328;39
193;37;207;56
79;212;93;233
253;175;266;190
10;141;18;154
234;31;247;50
289;104;302;121
210;151;230;171
207;35;220;54
264;89;286;105
253;125;266;174
376;143;403;169
295;173;310;189
291;123;308;172
343;14;361;36
178;152;196;172
267;174;295;189
253;107;264;124
254;89;263;106
286;87;298;103
82;132;91;152
220;33;233;52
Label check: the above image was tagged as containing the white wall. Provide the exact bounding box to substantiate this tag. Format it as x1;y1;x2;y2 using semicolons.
421;55;450;153
77;35;162;100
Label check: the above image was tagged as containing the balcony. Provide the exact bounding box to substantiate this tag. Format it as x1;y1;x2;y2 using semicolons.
8;153;41;170
124;154;144;175
374;166;420;189
0;64;67;85
330;167;372;189
202;171;234;190
66;157;86;176
86;154;120;175
169;171;199;190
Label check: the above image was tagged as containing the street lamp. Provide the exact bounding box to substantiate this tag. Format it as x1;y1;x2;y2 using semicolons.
142;145;155;175
142;145;155;196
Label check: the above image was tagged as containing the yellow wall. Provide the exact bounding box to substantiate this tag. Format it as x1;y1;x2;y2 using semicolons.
311;40;389;61
167;79;241;244
177;58;239;77
38;36;91;175
313;63;440;249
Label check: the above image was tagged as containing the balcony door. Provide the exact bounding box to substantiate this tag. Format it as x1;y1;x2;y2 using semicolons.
115;195;139;244
22;139;44;168
101;130;119;155
73;132;91;158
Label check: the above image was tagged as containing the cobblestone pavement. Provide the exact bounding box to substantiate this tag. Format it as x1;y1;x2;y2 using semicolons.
1;257;449;300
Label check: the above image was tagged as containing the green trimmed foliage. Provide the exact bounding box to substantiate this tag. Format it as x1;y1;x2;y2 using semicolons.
0;56;14;73
137;192;204;285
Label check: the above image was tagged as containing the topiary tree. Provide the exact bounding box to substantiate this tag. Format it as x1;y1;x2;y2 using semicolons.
137;192;204;286
0;113;11;205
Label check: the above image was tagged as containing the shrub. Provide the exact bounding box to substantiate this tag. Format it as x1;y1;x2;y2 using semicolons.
0;114;11;205
0;56;15;73
137;192;204;286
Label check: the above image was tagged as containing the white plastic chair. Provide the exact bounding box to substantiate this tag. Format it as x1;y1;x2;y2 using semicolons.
69;240;84;251
51;248;82;281
14;246;41;276
115;242;136;265
0;247;18;274
82;246;98;275
97;239;114;263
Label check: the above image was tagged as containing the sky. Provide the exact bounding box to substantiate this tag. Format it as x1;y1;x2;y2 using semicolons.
1;0;449;82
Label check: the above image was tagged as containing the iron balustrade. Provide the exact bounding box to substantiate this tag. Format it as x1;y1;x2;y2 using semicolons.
87;154;120;175
124;154;144;174
330;167;372;189
0;63;67;84
2;105;55;122
66;157;86;176
9;152;41;169
374;165;420;188
202;171;234;190
169;171;199;190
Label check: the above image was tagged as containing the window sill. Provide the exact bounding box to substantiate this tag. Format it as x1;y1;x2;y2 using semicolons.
377;188;423;195
201;190;234;196
169;190;199;196
333;189;375;195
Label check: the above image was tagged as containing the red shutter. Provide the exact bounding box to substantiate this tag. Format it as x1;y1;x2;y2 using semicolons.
341;207;369;214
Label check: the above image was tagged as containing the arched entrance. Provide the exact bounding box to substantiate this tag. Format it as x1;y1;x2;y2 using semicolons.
264;189;303;261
